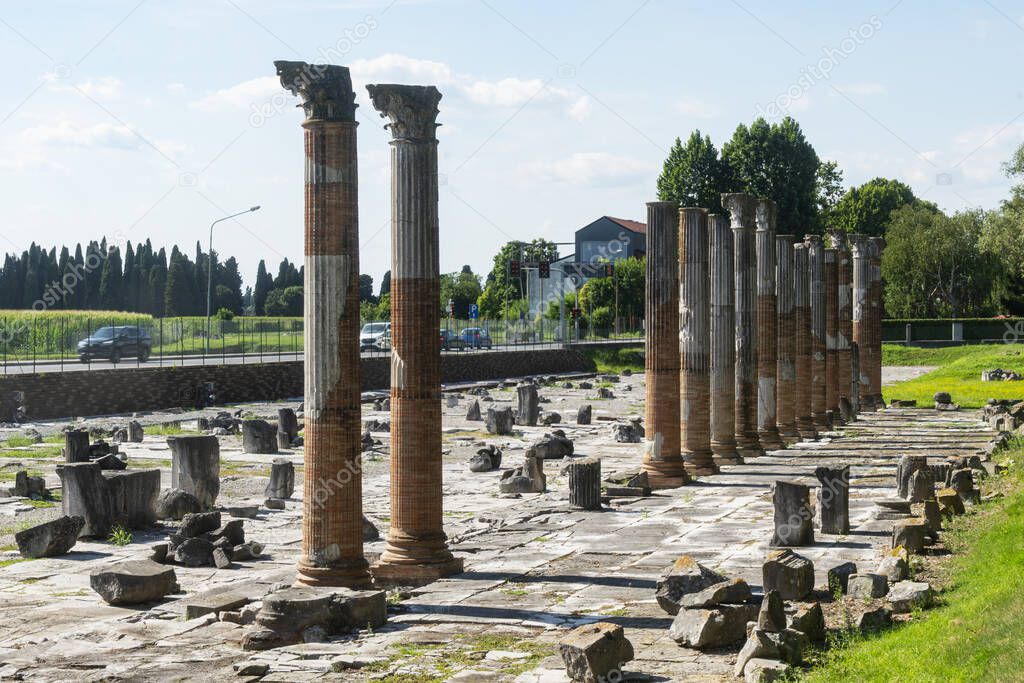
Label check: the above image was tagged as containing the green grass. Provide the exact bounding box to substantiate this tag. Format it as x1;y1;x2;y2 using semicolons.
882;343;1024;408
801;437;1024;682
0;445;62;459
2;435;36;448
0;558;31;568
581;346;643;373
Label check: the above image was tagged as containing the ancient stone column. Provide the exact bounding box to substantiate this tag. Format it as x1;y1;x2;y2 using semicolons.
867;237;886;408
834;233;854;421
722;193;764;459
815;465;850;535
850;234;874;411
756;200;784;450
679;207;715;476
642;202;686;487
368;83;462;584
775;235;798;443
276;61;370;588
793;244;816;439
824;247;840;425
710;214;740;466
805;236;829;429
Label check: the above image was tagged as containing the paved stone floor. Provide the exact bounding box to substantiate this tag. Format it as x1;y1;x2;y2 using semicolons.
0;370;993;681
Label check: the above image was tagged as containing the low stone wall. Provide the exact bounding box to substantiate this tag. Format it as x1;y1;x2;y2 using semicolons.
0;348;595;421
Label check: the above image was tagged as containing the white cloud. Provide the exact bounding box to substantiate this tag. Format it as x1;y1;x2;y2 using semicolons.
567;96;592;122
45;74;124;99
20;121;138;149
190;76;281;111
522;152;649;188
833;82;885;96
350;53;455;86
674;98;718;119
462;77;567;107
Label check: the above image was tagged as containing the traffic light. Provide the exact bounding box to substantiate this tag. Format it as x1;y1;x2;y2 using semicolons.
510;260;521;277
538;261;550;279
603;263;614;278
571;307;581;320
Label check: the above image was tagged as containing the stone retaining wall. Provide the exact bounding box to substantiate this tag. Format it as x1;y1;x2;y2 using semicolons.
0;348;595;420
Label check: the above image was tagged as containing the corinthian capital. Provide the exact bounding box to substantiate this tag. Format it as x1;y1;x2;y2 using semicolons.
721;193;757;230
366;84;442;142
274;60;356;123
848;233;868;258
755;198;777;233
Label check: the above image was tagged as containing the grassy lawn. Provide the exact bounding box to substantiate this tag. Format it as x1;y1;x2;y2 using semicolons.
802;438;1024;682
581;346;644;373
882;343;1024;408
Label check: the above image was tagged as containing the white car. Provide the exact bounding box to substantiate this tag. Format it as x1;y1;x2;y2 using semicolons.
360;322;390;351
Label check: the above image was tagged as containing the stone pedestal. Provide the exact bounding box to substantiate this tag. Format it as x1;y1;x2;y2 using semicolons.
805;236;829;429
277;408;299;449
276;60;370;588
679;207;716;476
265;458;295;500
368;83;462;585
723;193;764;459
242;419;279;454
771;481;814;547
776;234;798;442
815;465;850;535
710;214;741;466
567;458;602;510
793;244;816;439
756;200;784;450
168;435;220;509
65;429;90;463
516;383;540;426
61;462;159;537
642;201;686;487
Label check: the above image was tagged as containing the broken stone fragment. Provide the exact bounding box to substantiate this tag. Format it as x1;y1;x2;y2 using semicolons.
231;541;265;562
264;498;286;510
530;431;574;459
541;412;562;426
847;573;889;599
892;519;929;554
264;458;295;499
787;603;825;643
469;445;502;472
485;407;515;435
227;506;260;519
762;549;814;601
679;578;753;609
211;519;247;546
770;481;814;547
743;658;789;682
876;552;909;583
655;555;729;615
610;420;642;443
179;511;221;538
498;451;546;494
936;487;966;517
465;400;482;422
734;628;780;677
15;515;84;558
362;515;380;542
213;548;234;569
243;586;387;651
576;404;593;425
856;606;892;633
156;489;202;521
826;561;857;594
175;537;215;567
756;590;786;631
13;470;47;499
557;621;634;683
90;559;178;605
887;580;933;613
668;603;759;649
94;453;127;470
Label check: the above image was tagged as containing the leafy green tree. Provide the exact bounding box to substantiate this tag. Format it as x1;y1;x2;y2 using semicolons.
98;246;124;310
378;270;391;298
359;274;376;303
253;260;273;315
721;117;821;234
883;205;1000;318
577;256;645;329
832;177;925;237
656;131;726;212
264;286;304;316
164;251;193;316
815;160;844;229
440;266;482;318
478;239;558;318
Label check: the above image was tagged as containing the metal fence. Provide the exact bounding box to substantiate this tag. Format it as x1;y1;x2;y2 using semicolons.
0;315;643;374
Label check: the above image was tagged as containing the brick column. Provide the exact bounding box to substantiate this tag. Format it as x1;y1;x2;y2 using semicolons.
275;61;370;588
850;234;874;410
679;207;715;476
775;234;799;443
868;237;886;408
367;84;462;585
835;233;854;420
722;193;764;459
824;247;841;424
710;214;740;466
642;202;686;488
805;235;830;429
756;200;784;450
793;243;817;438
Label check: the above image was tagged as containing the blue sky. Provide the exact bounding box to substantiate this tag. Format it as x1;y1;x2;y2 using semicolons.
1;0;1022;290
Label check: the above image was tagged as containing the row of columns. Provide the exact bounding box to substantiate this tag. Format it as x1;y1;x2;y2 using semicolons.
642;192;885;487
278;61;460;588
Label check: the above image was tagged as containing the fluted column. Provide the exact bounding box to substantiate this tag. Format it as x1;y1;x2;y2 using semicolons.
850;234;873;410
642;202;687;488
793;243;817;438
368;84;462;584
679;207;715;476
275;60;370;588
756;200;784;450
806;235;829;428
710;214;740;466
775;234;798;442
723;193;764;459
834;233;854;420
868;237;886;408
824;247;841;424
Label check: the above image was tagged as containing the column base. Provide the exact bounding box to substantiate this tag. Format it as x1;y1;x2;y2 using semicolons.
682;449;717;477
642;457;690;489
758;428;786;451
737;445;766;459
711;441;742;467
295;558;373;590
371;556;464;588
828;409;845;426
778;424;801;445
647;473;692;488
871;394;886;410
812;412;831;430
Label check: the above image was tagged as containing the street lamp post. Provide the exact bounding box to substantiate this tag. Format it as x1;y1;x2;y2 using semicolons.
206;205;261;354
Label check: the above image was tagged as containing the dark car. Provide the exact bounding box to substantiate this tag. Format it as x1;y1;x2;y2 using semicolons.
459;327;493;349
440;329;466;351
78;326;152;363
